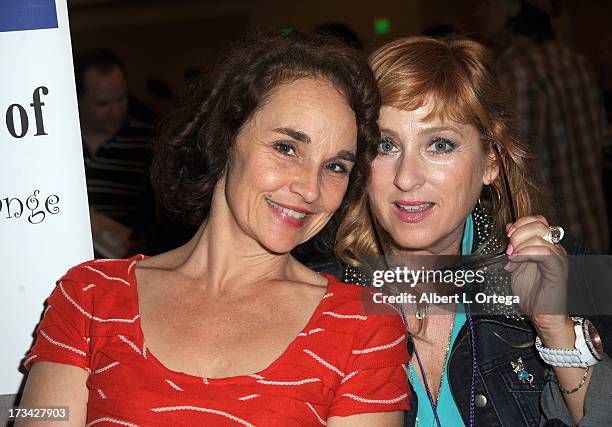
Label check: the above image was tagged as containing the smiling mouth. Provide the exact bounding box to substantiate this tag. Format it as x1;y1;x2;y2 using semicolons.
394;202;435;212
266;199;309;220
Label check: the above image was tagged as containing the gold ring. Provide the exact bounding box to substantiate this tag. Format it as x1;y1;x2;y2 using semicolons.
543;226;564;244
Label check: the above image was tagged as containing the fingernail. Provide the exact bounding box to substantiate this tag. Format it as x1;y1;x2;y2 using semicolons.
506;244;513;255
507;226;516;237
505;223;511;232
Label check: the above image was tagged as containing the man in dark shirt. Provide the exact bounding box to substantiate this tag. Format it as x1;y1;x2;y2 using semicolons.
74;49;154;257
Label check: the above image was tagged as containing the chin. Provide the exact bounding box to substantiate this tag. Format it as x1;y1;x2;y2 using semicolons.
388;225;440;252
258;234;301;255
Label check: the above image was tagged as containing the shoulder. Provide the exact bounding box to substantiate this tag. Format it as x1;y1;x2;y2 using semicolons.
54;255;145;315
62;255;144;290
45;255;145;334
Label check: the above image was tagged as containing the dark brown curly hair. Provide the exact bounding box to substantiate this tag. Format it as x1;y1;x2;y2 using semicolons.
152;31;380;243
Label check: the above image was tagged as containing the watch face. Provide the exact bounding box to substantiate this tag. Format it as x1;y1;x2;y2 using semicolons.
586;320;604;355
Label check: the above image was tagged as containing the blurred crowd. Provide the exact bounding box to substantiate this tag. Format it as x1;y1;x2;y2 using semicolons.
76;0;612;257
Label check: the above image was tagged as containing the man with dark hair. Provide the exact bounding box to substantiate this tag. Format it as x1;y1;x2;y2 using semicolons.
74;49;154;257
478;0;610;254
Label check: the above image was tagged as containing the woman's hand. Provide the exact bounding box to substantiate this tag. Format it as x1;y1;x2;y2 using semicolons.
504;215;570;335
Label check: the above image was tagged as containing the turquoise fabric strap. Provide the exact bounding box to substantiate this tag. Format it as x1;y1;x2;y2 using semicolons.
409;215;472;426
462;213;474;256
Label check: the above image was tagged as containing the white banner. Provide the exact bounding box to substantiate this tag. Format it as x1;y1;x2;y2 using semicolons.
0;0;92;394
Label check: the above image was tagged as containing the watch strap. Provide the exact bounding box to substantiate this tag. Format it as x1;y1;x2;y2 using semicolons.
535;317;601;367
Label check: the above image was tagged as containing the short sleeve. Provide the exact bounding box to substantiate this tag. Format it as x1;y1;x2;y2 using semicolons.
23;268;93;372
328;315;410;417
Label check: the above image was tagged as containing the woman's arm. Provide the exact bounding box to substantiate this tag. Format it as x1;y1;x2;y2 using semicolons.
328;411;404;426
536;317;593;423
16;362;88;427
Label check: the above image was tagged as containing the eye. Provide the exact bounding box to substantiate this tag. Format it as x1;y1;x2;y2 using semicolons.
377;137;399;155
325;162;349;174
274;142;296;156
428;137;456;155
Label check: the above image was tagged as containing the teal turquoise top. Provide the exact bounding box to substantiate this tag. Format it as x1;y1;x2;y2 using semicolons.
408;215;473;426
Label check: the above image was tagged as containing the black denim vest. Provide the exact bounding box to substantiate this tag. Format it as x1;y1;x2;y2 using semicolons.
310;236;611;426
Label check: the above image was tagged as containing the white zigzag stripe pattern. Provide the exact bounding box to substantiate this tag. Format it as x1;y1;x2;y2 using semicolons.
94;361;119;374
85;417;138;426
165;379;183;391
298;328;325;337
342;393;409;404
248;374;264;379
303;349;345;377
23;354;38;367
40;330;87;357
59;282;140;323
150;406;255;427
237;394;259;401
341;370;360;384
83;265;131;286
322;311;367;320
352;334;406;354
322;293;334;299
256;378;321;386
305;402;327;425
83;284;96;291
118;335;144;357
97;389;107;399
127;255;145;274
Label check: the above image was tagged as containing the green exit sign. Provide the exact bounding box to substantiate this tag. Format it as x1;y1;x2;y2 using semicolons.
374;18;391;35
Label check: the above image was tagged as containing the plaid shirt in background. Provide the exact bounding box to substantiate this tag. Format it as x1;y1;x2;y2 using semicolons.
497;38;610;253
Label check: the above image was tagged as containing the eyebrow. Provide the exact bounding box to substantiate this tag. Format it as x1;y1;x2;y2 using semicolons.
420;125;464;137
336;150;356;163
380;128;400;139
274;127;354;162
273;127;311;144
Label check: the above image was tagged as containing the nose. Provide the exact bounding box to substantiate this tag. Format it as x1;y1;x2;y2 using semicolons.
289;166;321;204
393;152;426;192
110;103;122;119
111;100;127;120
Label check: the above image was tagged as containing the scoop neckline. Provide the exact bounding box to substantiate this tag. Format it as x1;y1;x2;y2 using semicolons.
128;254;336;384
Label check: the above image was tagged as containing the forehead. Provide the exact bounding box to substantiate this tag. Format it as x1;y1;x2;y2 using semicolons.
83;66;127;98
379;104;478;139
249;78;357;142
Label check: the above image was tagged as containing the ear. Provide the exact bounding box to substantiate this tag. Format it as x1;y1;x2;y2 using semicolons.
482;150;500;186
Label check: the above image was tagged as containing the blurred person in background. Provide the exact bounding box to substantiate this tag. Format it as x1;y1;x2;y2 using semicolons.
74;49;155;258
477;0;610;254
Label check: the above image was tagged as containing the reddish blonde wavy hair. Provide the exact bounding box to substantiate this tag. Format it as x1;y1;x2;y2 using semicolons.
336;36;548;267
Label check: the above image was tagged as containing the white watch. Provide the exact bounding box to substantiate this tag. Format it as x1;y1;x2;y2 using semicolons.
535;317;604;368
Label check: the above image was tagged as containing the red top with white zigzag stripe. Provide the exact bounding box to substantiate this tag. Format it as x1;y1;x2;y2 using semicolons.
24;255;410;426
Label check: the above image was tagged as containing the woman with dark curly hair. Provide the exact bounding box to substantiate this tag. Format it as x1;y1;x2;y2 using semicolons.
18;33;409;426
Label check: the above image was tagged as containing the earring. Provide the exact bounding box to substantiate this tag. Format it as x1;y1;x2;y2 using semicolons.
472;194;524;321
472;195;504;255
